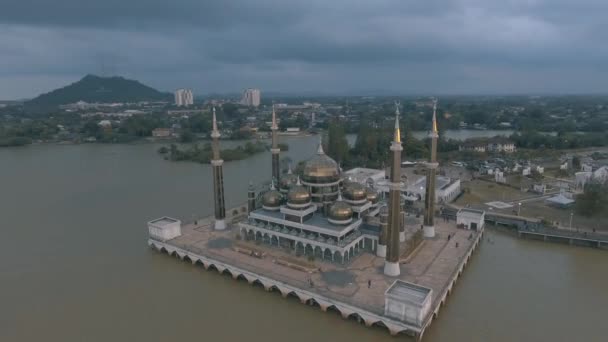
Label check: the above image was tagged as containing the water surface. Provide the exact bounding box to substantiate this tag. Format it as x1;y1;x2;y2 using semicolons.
0;137;606;342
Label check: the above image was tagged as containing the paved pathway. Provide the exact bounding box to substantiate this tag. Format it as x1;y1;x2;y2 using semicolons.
167;218;479;315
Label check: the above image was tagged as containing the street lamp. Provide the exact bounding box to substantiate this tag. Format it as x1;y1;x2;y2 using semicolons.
569;212;574;231
517;202;522;216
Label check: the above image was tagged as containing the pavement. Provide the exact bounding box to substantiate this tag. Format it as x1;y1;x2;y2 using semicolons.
167;216;479;315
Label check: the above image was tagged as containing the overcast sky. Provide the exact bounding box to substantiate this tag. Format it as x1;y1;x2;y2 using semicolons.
1;0;607;99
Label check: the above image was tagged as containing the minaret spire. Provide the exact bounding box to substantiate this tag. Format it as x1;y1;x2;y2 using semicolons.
211;106;226;230
385;100;403;277
394;101;401;143
270;103;280;183
317;135;325;155
424;98;439;238
431;99;438;135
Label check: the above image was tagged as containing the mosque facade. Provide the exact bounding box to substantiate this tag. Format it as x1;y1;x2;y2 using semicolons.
211;103;441;276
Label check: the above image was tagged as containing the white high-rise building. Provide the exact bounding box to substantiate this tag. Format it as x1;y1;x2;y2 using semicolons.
174;89;194;107
240;88;261;107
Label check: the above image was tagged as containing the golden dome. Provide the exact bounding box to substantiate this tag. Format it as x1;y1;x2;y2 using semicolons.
366;188;379;203
344;183;367;201
262;189;283;209
280;173;298;190
287;185;311;205
302;140;339;183
328;201;353;223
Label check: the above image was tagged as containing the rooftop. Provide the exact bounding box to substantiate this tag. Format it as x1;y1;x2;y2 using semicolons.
343;167;385;183
458;208;485;215
409;175;457;192
149;217;179;226
386;280;432;305
250;208;357;234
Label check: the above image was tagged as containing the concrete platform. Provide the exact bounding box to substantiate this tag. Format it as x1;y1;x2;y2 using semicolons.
148;213;482;339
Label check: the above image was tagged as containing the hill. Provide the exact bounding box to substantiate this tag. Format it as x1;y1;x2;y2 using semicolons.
27;74;172;107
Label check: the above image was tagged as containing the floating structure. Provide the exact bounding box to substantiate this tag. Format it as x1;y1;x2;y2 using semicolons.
147;99;484;340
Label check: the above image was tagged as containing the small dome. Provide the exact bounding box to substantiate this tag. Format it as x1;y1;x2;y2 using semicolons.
329;201;353;224
280;173;298;191
344;183;367;201
287;185;311;205
366;188;379;203
262;189;283;209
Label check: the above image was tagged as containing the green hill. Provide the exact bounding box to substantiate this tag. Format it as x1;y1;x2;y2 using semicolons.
27;74;172;107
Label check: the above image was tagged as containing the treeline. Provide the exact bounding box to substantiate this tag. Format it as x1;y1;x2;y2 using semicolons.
576;181;608;217
325;119;459;169
510;131;608;150
159;141;273;163
0;136;32;147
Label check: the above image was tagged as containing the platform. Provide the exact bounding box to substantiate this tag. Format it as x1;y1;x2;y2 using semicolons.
148;212;483;339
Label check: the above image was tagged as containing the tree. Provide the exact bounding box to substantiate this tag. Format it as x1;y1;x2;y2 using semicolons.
326;120;349;165
575;181;608;217
572;156;581;170
179;130;195;143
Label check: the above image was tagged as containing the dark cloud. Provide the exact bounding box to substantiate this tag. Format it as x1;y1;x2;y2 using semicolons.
1;0;607;99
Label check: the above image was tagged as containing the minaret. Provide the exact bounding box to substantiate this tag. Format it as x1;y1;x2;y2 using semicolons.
423;99;439;238
248;181;256;213
376;205;388;257
211;107;226;230
271;104;280;183
384;103;403;277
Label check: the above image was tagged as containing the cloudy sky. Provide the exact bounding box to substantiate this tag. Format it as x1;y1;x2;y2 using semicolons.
1;0;607;99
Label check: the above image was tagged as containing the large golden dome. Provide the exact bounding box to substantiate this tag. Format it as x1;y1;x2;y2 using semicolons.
262;189;283;209
302;140;339;183
287;185;311;205
328;201;353;224
344;182;367;201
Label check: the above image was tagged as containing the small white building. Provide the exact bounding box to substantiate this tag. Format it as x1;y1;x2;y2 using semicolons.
581;163;593;172
405;176;461;204
384;280;433;327
560;162;568;170
148;217;182;241
343;167;386;187
536;166;544;174
495;170;506;183
522;167;531;176
457;208;485;230
532;184;546;194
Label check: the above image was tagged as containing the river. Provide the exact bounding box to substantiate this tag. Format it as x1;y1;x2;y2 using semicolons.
1;136;606;342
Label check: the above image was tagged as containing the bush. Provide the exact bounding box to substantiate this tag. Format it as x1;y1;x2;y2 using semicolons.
0;136;32;147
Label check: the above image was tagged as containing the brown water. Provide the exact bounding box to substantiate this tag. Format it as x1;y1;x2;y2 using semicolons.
1;136;607;342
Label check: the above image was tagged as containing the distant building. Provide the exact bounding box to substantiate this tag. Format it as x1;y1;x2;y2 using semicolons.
405;176;461;204
240;88;261;107
487;137;516;153
576;165;608;191
495;169;506;183
152;128;172;138
98;120;112;128
174;89;194;107
459;137;516;153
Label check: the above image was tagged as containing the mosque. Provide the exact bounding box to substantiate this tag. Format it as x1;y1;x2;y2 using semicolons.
210;102;441;276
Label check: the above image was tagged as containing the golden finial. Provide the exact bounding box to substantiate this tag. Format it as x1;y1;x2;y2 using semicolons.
394;101;401;143
432;98;438;133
